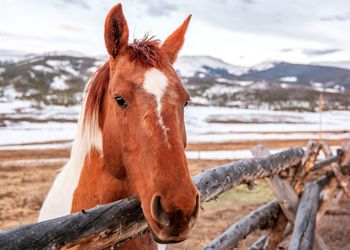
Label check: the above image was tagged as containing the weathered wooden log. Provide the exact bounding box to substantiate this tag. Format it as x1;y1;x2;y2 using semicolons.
0;148;305;249
312;155;340;171
317;142;344;225
194;147;304;201
0;197;148;250
248;224;295;250
203;200;280;250
293;141;321;194
288;175;331;250
340;141;350;166
247;236;267;250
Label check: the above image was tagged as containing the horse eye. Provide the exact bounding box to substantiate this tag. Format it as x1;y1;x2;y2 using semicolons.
184;101;189;107
115;96;127;108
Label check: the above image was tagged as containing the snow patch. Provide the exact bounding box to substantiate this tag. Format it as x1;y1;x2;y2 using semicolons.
249;61;277;72
51;76;69;90
32;65;53;72
46;60;79;75
190;96;210;105
203;85;243;99
281;83;292;89
43;50;85;58
279;76;297;82
234;81;253;87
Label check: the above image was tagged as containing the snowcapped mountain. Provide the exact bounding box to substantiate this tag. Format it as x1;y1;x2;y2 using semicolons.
0;51;350;112
248;61;279;72
174;55;247;77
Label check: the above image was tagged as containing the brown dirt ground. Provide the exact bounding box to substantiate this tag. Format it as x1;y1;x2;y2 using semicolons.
0;140;349;249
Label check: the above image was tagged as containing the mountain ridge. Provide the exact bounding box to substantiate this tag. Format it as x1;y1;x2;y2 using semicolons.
1;52;350;111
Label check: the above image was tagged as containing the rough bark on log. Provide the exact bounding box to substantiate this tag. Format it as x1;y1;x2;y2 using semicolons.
247;236;267;250
317;142;344;225
288;176;331;250
293;141;321;194
194;147;304;201
312;155;340;171
0;197;148;250
340;141;350;166
0;148;305;249
321;141;350;198
203;201;280;250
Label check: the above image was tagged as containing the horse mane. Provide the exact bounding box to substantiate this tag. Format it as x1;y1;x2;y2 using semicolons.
84;61;110;131
83;36;167;131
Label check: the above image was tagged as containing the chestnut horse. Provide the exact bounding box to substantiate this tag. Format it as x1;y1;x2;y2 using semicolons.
38;3;199;249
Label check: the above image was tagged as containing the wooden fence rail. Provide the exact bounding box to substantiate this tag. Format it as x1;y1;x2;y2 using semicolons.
0;148;304;249
288;175;331;250
0;142;349;250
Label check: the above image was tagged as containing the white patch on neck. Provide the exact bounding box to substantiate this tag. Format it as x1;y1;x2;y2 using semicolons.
143;68;169;138
38;79;102;222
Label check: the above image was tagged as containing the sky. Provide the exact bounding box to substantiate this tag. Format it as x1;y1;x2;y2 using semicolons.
0;0;350;66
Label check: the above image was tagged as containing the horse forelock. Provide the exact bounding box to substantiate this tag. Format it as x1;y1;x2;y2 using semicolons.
127;36;168;69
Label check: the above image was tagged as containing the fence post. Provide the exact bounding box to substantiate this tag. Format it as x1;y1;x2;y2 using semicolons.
289;176;331;250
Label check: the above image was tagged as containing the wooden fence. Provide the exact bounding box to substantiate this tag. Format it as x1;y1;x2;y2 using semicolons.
0;140;349;250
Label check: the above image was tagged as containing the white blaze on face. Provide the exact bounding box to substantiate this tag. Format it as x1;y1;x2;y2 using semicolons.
143;68;169;138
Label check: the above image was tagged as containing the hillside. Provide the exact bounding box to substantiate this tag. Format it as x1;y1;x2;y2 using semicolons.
1;52;350;111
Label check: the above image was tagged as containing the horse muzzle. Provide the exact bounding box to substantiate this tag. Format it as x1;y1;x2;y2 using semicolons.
149;194;200;243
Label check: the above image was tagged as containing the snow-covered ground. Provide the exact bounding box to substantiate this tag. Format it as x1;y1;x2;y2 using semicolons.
1;104;350;146
185;106;350;142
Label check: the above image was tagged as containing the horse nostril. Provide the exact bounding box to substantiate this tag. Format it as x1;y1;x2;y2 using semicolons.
151;195;170;228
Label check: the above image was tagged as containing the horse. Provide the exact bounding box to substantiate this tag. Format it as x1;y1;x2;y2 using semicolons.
38;3;199;249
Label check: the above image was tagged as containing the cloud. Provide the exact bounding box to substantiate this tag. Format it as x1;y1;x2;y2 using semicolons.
0;32;42;41
320;13;350;22
58;0;90;9
56;23;83;32
241;0;257;4
280;48;294;53
214;0;228;4
143;1;178;17
0;31;88;44
302;48;341;56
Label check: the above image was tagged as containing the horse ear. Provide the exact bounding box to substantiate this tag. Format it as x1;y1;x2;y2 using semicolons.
161;15;191;64
104;4;129;58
